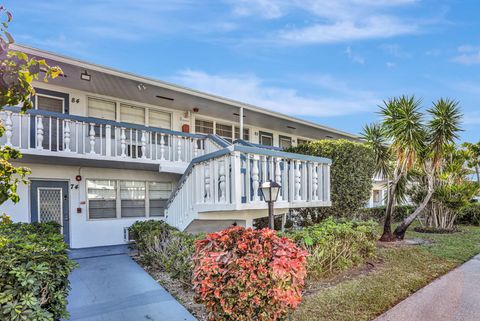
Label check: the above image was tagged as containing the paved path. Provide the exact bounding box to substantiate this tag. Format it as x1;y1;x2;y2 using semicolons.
375;254;480;321
64;245;197;321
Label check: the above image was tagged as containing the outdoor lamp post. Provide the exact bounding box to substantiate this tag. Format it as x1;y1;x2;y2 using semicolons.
260;180;281;229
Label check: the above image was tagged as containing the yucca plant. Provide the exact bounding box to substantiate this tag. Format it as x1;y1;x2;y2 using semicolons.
364;97;463;240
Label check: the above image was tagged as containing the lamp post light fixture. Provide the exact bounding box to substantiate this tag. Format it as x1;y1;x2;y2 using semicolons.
260;180;281;229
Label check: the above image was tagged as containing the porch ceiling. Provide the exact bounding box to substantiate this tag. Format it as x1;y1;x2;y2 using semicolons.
19;44;358;141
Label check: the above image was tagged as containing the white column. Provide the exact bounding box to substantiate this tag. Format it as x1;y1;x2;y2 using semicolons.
312;163;318;201
275;157;282;201
105;125;112;157
204;164;211;202
160;133;165;160
219;159;226;202
36;116;44;150
294;160;301;201
177;138;182;162
252;156;259;202
5;111;13;147
89;123;96;154
141;130;147;159
239;107;244;140
193;139;199;158
63;119;71;152
120;127;126;157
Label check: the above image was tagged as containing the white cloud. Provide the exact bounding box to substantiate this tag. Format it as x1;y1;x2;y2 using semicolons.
453;45;480;65
227;0;286;19
386;62;396;68
171;70;379;117
280;16;417;44
228;0;420;44
345;46;365;64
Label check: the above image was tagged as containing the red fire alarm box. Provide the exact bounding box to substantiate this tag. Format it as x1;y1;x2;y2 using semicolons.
182;124;190;133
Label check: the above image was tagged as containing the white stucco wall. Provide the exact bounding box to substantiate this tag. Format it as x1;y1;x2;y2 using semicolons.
0;162;178;248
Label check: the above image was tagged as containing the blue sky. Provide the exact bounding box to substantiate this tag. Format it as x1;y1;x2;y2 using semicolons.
4;0;480;141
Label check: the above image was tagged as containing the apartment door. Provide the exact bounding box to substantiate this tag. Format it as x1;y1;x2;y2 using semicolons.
30;180;70;245
30;90;69;150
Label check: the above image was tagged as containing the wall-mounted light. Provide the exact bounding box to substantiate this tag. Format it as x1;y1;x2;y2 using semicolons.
80;70;91;81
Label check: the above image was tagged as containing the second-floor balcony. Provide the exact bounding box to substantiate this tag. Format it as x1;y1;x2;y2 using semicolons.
0;107;228;173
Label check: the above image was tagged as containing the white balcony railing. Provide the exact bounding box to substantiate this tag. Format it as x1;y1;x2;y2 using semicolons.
165;145;331;230
0;108;227;166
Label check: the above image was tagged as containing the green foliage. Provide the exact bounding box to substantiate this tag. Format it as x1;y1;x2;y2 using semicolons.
129;220;201;284
356;205;415;222
0;221;76;321
0;7;61;208
457;203;480;226
284;218;378;279
287;139;376;219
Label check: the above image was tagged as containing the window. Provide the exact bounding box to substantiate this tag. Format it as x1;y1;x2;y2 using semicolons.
373;190;382;205
149;182;172;217
215;123;233;142
279;135;292;149
234;127;250;141
87;180;117;219
195;119;214;134
120;104;145;125
120;181;146;217
37;95;64;113
87;180;172;220
149;109;171;129
297;138;310;146
259;131;273;146
88;97;116;120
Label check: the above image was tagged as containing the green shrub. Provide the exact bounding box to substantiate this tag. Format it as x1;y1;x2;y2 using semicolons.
0;221;77;321
129;220;201;284
284;218;378;279
356;205;415;222
287;139;376;224
457;203;480;226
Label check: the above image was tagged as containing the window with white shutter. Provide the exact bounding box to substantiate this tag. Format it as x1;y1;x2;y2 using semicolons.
87;180;117;219
120;181;146;217
148;182;172;217
149;109;171;129
88;98;116;121
120;104;145;125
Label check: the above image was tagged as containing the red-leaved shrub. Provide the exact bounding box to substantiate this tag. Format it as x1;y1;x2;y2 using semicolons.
192;226;308;321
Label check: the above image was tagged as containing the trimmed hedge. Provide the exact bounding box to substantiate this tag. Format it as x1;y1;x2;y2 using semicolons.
129;220;201;284
284;218;378;278
287;139;375;223
457;203;480;226
0;222;76;321
356;205;415;222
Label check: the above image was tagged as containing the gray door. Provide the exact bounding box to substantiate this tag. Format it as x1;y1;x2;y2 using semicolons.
30;180;70;245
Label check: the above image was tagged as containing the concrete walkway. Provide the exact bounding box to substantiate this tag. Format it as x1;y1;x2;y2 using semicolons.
375;254;480;321
64;245;197;321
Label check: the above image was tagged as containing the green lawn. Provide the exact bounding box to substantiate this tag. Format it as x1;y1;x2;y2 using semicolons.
293;225;480;321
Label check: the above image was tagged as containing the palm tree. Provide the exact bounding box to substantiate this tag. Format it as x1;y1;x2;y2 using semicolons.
362;123;393;239
462;141;480;182
393;98;462;239
373;96;425;241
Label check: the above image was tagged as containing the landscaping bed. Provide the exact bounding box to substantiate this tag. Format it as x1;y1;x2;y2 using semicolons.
130;220;480;321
